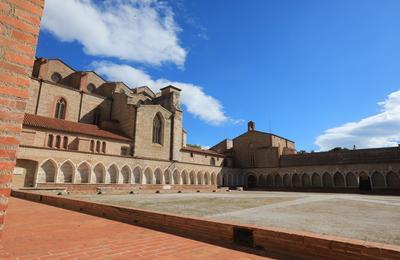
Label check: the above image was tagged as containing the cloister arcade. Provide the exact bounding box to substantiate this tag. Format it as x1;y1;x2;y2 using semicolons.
15;158;400;192
30;158;222;186
229;171;400;190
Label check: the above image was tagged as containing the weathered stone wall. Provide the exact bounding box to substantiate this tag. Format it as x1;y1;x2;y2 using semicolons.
180;151;224;166
134;105;172;160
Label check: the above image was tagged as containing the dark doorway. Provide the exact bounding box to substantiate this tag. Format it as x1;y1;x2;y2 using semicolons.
247;175;257;188
359;173;371;191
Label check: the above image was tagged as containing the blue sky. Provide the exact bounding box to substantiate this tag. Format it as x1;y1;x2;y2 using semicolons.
37;0;400;151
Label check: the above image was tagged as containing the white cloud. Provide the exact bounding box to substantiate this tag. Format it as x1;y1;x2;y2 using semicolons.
41;0;186;66
92;61;231;125
315;90;400;151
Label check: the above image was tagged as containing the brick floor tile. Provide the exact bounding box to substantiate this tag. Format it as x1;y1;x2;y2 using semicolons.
1;198;267;259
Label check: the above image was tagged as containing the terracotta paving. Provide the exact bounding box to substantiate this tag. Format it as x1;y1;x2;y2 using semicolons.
0;198;267;259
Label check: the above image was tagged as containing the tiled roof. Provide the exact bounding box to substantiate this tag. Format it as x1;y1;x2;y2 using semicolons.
23;114;131;142
181;146;224;157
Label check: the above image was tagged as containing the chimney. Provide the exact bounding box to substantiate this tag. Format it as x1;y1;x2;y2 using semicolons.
248;121;255;131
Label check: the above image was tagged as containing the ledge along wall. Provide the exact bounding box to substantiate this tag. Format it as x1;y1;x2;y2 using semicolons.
12;190;400;260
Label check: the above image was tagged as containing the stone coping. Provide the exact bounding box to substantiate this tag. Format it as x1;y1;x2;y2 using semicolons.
11;190;400;259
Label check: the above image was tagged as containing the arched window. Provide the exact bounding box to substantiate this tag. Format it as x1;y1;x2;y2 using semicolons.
102;141;106;153
55;135;61;148
62;136;68;149
47;134;54;147
87;83;95;93
90;140;95;152
54;98;66;119
96;141;101;153
210;157;216;166
152;114;163;144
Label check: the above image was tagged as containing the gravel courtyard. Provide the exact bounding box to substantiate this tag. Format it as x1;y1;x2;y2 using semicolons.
68;191;400;245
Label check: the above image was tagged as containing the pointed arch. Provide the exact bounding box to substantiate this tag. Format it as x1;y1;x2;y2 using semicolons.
211;172;217;185
152;113;163;144
301;173;311;187
190;171;197;185
274;174;282;187
247;173;257;188
371;171;385;189
59;160;74;183
197;171;204;185
181;170;188;185
386;171;400;189
144;167;153;184
76;161;91;184
217;173;223;186
322;172;333;188
258;175;266;187
164;169;171;185
359;172;371;191
93;163;105;183
54;97;66;119
173;169;181;185
205;172;211;185
346;172;357;187
121;165;131;184
283;174;291;187
266;174;274;186
38;159;57;183
333;172;345;187
311;173;322;187
292;173;301;187
132;166;142;184
154;168;162;184
106;164;118;184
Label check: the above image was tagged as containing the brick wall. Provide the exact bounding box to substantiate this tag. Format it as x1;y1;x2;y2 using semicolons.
281;146;400;167
12;190;400;259
0;0;44;234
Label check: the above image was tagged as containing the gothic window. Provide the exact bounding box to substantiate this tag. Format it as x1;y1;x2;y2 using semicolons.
62;136;68;149
87;83;95;93
54;98;66;119
210;158;216;166
152;114;163;144
55;135;61;148
47;134;54;147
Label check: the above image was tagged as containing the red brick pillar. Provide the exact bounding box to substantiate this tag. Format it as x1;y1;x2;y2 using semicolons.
0;0;44;234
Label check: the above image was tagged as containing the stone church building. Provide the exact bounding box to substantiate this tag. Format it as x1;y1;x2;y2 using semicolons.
12;58;400;192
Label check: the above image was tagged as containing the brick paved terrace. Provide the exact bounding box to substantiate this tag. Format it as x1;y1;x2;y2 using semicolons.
0;197;266;259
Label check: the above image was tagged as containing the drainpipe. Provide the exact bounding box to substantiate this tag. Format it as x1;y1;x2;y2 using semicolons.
170;113;175;161
132;106;138;157
34;79;43;115
78;91;83;121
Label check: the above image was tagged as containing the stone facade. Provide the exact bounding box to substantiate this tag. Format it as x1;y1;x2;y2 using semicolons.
13;58;227;189
11;58;400;193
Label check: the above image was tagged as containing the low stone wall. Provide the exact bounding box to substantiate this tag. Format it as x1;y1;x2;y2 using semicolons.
36;183;219;192
12;190;400;259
